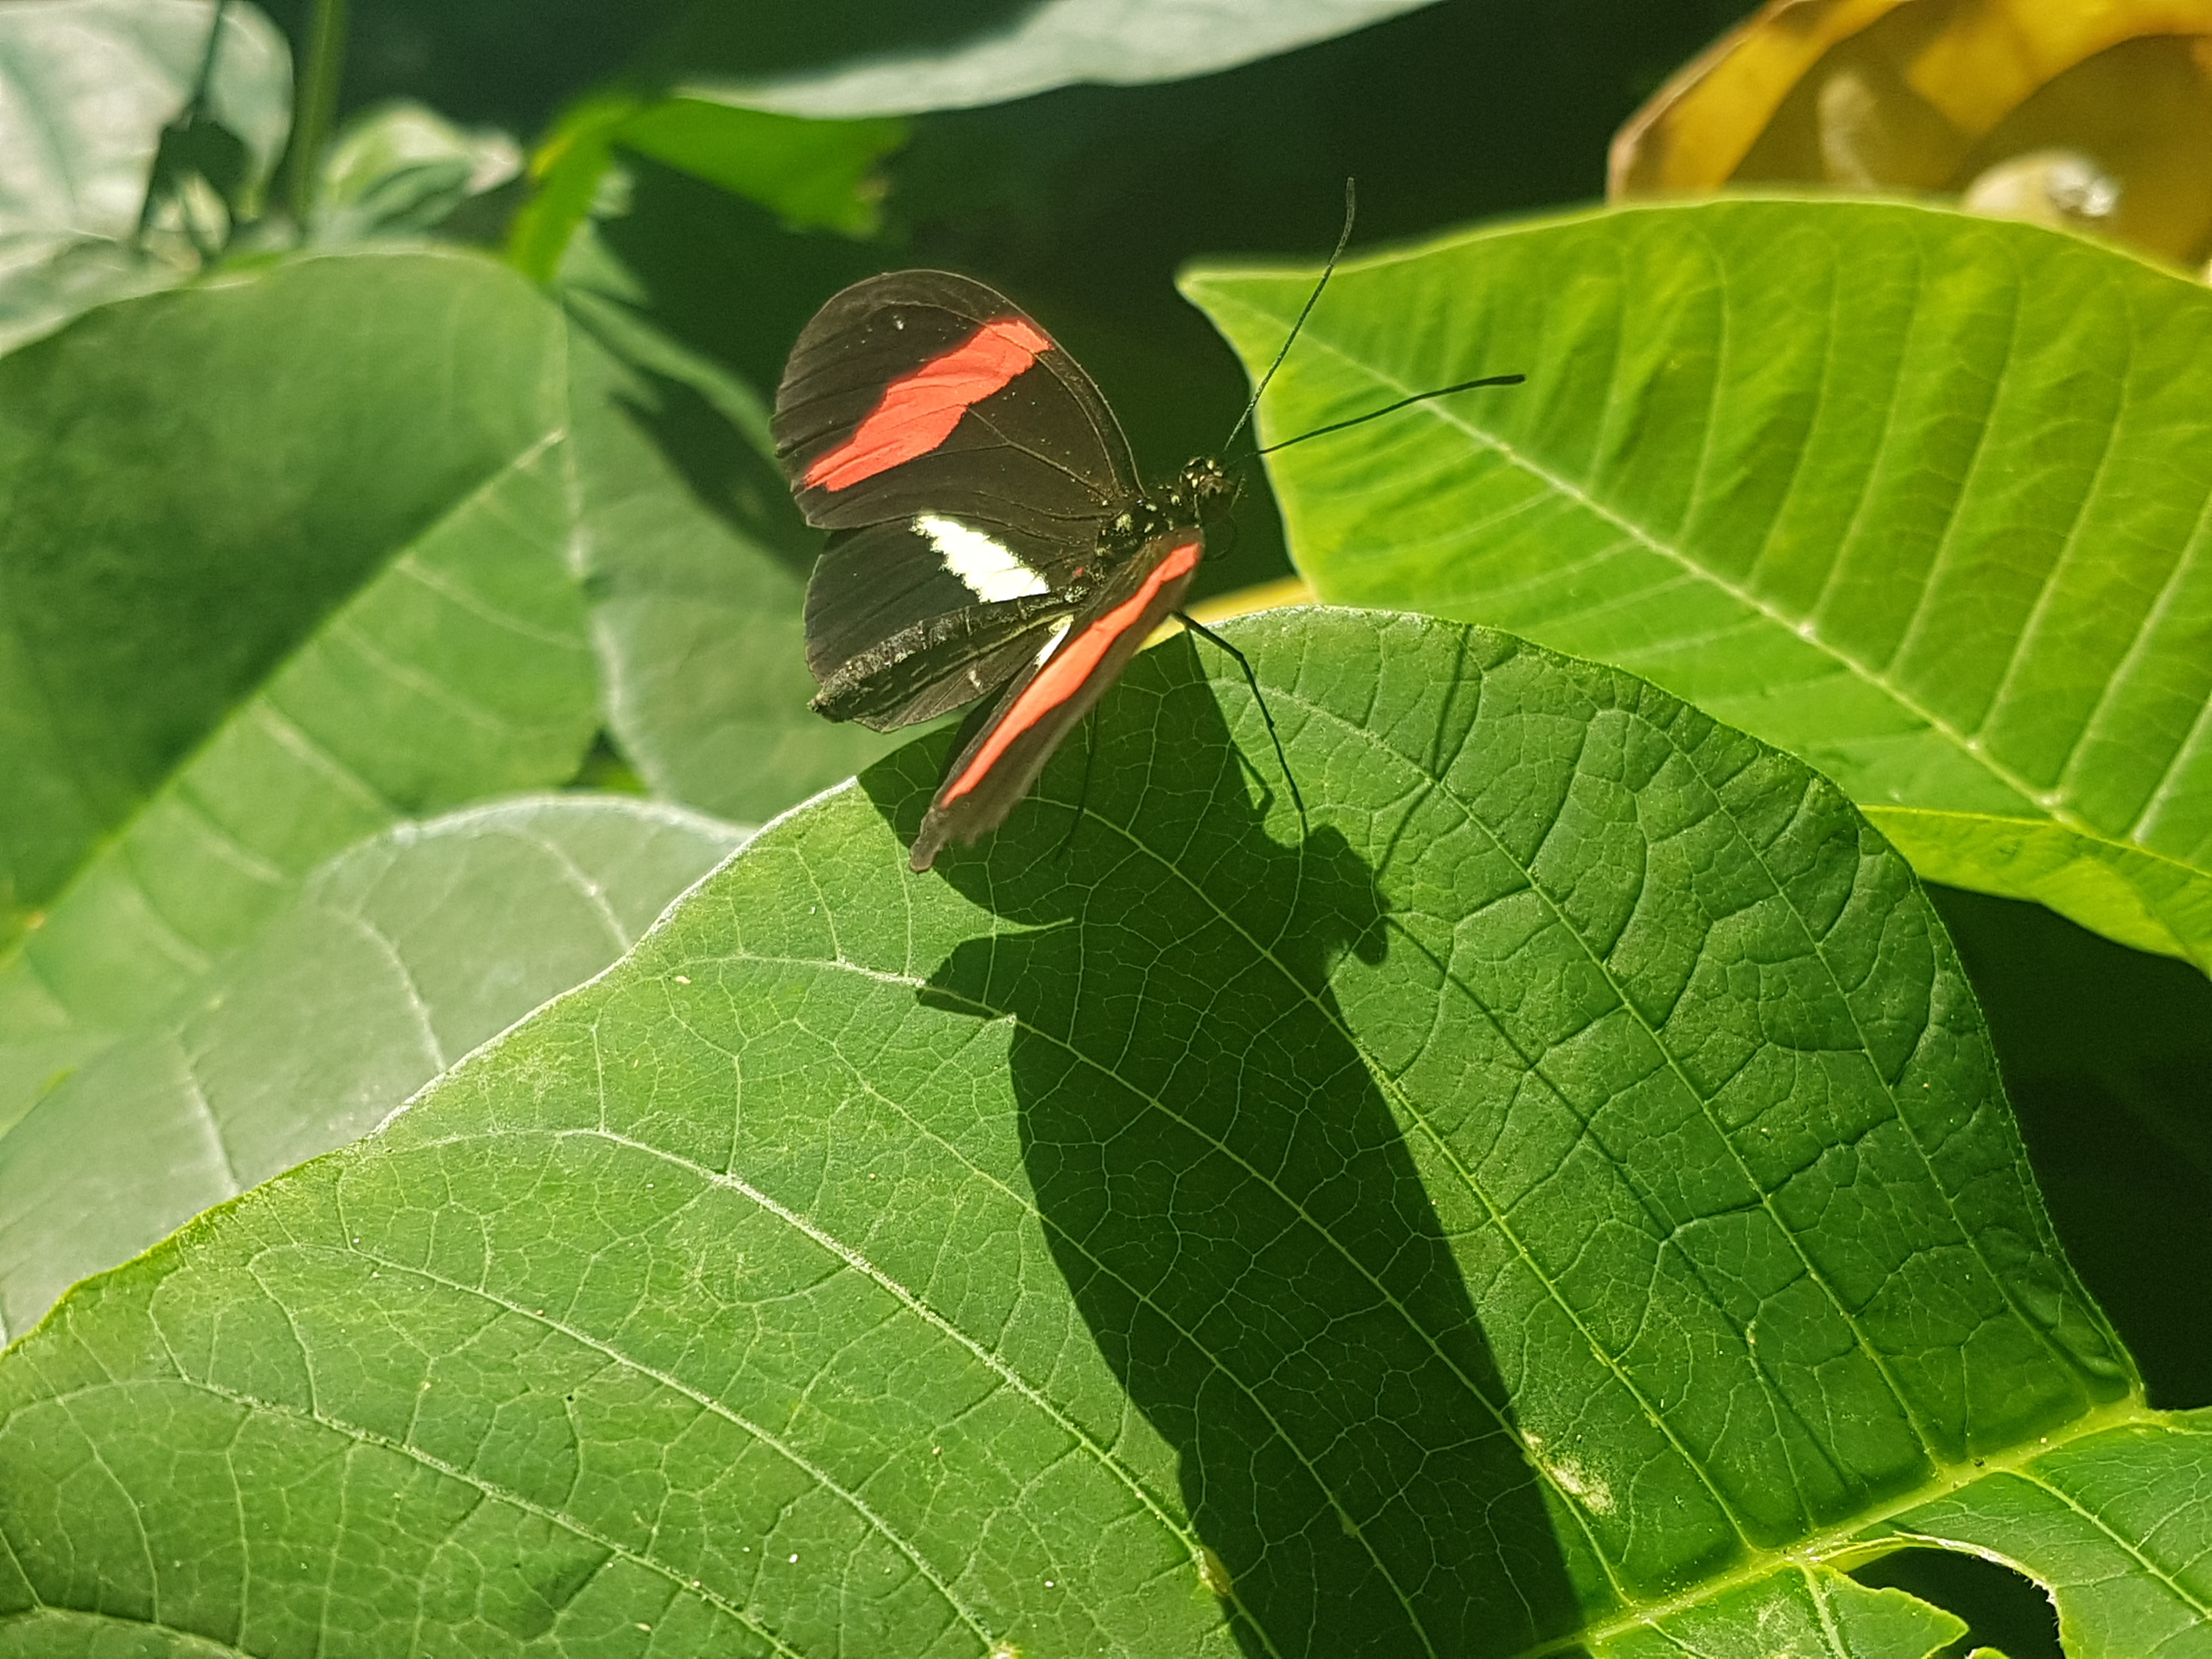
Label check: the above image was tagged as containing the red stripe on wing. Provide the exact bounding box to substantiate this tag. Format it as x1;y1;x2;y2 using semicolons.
804;317;1053;492
940;539;1203;805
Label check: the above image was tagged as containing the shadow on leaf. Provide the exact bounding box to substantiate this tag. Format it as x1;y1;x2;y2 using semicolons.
607;359;819;581
866;634;1582;1657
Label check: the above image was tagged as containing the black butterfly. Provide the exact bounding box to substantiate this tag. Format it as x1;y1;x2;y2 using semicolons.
772;269;1234;872
772;261;1521;872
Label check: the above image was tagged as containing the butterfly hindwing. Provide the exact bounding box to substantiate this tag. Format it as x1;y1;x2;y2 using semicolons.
810;577;1079;733
802;512;1073;691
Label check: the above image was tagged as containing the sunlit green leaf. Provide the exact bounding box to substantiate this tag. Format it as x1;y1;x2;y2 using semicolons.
1597;1566;1965;1658
1866;1413;2212;1657
0;610;2169;1656
1186;199;2212;975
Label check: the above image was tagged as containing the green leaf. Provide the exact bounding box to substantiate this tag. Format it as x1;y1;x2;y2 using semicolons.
1865;809;2212;966
0;0;291;236
657;0;1452;117
0;609;2168;1656
1596;1567;1966;1658
0;250;599;1127
0;0;291;347
1183;199;2212;974
510;94;902;283
0;795;745;1344
1866;1414;2212;1657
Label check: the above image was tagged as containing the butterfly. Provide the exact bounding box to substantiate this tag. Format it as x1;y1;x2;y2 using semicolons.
772;269;1239;873
771;256;1522;872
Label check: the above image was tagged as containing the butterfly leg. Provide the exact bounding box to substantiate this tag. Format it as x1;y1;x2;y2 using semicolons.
1056;711;1099;861
1172;612;1307;832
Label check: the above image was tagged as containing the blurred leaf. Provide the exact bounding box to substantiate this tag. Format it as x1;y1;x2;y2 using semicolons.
0;795;746;1341
511;93;901;282
253;0;682;139
0;230;175;351
1187;198;2212;974
556;227;902;820
657;0;1453;117
0;609;2168;1654
0;0;291;236
618;100;903;235
1610;0;2212;268
0;0;292;347
0;250;599;1131
312;98;521;243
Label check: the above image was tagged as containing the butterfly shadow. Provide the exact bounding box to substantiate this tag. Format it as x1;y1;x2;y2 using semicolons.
867;634;1584;1658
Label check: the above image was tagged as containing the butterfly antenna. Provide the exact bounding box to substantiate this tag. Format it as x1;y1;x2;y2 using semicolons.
1254;372;1526;455
1174;611;1307;835
1220;177;1358;458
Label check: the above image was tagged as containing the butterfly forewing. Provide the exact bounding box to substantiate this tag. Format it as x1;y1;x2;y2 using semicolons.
774;270;1138;556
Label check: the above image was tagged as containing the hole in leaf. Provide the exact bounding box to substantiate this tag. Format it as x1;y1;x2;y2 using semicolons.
1852;1547;2061;1659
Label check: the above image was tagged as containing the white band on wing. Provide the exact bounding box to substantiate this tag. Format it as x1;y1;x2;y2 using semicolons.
915;514;1051;601
1031;615;1074;665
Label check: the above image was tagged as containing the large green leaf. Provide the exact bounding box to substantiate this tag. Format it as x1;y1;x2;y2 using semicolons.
0;794;746;1343
3;609;2186;1656
0;250;599;1127
0;0;291;348
652;0;1449;117
1184;199;2212;975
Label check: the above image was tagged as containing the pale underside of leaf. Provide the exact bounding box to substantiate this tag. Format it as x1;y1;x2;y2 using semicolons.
0;795;748;1343
679;0;1448;118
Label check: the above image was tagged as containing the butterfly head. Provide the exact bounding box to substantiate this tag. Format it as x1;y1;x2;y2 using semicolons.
1167;455;1235;520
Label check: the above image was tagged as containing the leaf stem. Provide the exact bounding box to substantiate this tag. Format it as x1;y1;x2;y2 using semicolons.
284;0;349;228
